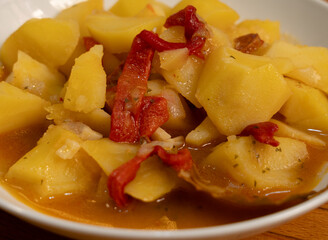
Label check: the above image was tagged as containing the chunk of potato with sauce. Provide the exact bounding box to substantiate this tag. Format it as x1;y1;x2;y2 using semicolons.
86;13;164;53
6;125;101;199
0;18;79;71
0;82;49;135
64;45;106;113
202;136;308;189
196;47;291;136
280;78;328;132
265;41;328;94
9;51;65;103
56;0;103;37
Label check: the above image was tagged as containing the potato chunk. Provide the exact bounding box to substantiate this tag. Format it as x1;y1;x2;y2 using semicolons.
270;119;326;149
6;125;101;198
0;82;49;134
46;104;111;136
230;20;280;45
56;0;103;37
170;0;239;30
280;78;328;132
0;18;79;70
9;51;65;103
186;117;225;147
82;138;178;202
86;13;164;53
202;136;308;189
64;45;106;113
265;41;328;94
196;47;291;135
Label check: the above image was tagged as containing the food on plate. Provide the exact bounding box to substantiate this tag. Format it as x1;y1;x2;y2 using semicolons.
0;0;328;230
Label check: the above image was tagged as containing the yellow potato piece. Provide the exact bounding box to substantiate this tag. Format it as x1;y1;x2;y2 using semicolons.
56;0;103;37
6;125;101;198
196;47;291;136
0;18;79;71
186;117;225;147
170;0;239;30
265;41;328;94
46;104;111;136
230;19;280;45
10;51;65;103
64;45;106;113
270;119;326;149
280;78;328;132
0;82;49;135
202;136;308;189
109;0;152;17
86;13;164;53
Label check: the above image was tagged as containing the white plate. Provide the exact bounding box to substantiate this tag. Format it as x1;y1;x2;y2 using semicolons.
0;0;328;239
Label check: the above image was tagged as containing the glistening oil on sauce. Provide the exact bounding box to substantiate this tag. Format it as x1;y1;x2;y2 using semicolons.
0;125;327;229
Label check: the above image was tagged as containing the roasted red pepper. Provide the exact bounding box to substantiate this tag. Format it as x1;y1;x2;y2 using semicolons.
108;144;193;207
109;33;155;143
239;122;279;147
139;96;169;138
83;36;100;51
164;5;208;58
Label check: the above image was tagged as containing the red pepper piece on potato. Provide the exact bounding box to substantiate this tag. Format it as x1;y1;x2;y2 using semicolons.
239;122;279;147
108;144;193;207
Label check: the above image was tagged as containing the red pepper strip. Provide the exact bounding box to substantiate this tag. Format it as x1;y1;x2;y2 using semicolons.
164;5;205;40
186;36;206;59
109;33;155;143
108;145;193;207
238;122;280;147
183;5;205;40
139;30;205;59
83;37;100;51
138;30;186;52
164;5;207;58
139;96;169;138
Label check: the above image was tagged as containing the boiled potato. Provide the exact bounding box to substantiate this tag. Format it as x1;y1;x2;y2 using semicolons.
64;45;106;113
56;0;103;37
186;117;225;146
160;55;204;108
110;0;152;17
6;125;101;198
86;13;164;53
270;119;326;149
196;47;291;136
135;1;171;18
280;78;328;132
202;136;308;189
265;41;328;93
171;0;239;30
0;82;49;135
230;19;280;45
0;18;79;71
9;51;65;103
46;104;111;136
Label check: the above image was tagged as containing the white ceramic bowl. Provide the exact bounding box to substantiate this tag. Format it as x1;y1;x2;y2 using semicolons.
0;0;328;239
